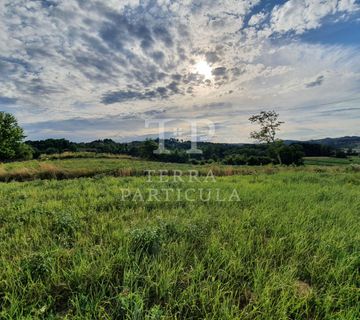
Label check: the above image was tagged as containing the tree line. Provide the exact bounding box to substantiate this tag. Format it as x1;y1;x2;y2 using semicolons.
0;111;356;165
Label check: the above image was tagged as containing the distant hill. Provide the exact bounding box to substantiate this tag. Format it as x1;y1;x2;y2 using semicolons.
285;136;360;150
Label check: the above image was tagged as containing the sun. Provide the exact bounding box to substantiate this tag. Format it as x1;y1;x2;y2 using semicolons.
195;60;213;79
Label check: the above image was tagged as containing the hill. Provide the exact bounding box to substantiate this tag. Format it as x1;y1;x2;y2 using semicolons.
308;136;360;150
286;136;360;150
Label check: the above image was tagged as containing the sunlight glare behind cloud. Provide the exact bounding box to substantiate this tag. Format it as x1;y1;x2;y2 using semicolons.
195;60;213;80
1;0;360;141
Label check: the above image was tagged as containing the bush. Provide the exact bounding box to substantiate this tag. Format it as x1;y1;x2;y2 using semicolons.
15;143;34;160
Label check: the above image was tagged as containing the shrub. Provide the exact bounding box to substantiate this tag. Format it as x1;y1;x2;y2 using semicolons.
15;143;34;160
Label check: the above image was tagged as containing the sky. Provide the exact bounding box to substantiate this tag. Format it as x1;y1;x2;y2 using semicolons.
0;0;360;142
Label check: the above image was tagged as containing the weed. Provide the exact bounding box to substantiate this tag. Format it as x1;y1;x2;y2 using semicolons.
129;227;162;255
50;212;79;247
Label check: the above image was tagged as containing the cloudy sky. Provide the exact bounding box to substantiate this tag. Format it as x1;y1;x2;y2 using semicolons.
1;0;360;142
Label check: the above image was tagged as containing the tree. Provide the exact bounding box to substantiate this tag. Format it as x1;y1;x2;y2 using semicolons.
335;149;347;159
16;143;34;160
0;112;32;161
249;110;284;164
140;139;158;160
279;144;304;165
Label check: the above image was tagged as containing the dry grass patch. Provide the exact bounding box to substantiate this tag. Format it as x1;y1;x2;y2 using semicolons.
295;280;312;298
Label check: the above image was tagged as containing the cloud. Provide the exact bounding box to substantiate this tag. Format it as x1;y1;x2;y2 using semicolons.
153;26;174;47
317;107;360;116
0;96;17;105
212;67;227;76
205;51;221;63
0;0;359;141
248;11;268;27
101;80;184;104
306;75;325;88
270;0;359;34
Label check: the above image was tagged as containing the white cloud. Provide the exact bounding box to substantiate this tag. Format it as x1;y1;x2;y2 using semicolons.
248;12;268;26
270;0;358;34
0;0;359;141
337;0;359;11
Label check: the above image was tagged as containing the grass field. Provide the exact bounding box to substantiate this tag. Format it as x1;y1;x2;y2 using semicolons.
0;157;359;319
304;156;360;166
1;154;360;182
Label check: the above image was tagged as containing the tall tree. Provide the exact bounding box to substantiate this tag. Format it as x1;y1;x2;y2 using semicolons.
249;110;284;164
0;112;31;160
140;139;159;160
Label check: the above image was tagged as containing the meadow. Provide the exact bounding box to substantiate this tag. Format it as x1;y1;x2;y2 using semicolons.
0;157;359;319
1;153;359;182
303;156;360;166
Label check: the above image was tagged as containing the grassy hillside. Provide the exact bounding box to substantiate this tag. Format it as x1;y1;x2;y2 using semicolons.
0;164;359;319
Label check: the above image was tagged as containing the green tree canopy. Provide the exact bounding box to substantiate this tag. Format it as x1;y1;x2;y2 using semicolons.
249;110;284;164
0;112;31;161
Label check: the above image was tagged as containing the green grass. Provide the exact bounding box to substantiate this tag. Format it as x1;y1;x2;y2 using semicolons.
0;157;199;182
304;156;360;166
0;163;359;319
1;155;360;182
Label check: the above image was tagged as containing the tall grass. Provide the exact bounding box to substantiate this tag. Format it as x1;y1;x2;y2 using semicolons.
0;157;357;182
0;169;359;318
39;152;135;161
